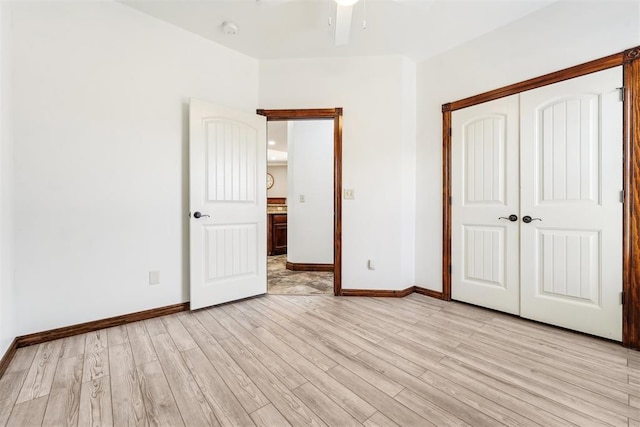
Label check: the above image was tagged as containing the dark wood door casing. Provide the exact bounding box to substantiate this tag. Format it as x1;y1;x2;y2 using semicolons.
257;108;343;296
442;46;640;349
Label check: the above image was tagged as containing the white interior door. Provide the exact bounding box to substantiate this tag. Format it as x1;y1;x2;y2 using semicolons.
451;95;520;314
519;67;623;340
189;99;267;310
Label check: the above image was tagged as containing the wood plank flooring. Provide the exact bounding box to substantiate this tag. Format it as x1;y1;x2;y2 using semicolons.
0;293;638;426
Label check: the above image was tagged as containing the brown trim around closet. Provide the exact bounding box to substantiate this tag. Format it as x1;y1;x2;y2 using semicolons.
623;47;640;349
257;108;343;296
442;46;640;349
449;51;625;111
442;104;452;302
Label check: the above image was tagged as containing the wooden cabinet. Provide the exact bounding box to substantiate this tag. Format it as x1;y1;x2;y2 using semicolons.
268;213;287;256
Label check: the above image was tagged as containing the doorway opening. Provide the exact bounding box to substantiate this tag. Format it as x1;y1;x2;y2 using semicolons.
258;108;343;296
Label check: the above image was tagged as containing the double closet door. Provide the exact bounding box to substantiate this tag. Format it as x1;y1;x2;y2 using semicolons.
451;67;623;341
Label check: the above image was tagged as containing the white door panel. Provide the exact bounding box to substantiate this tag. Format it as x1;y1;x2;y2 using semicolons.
451;68;623;340
190;100;267;310
520;67;623;340
451;95;520;314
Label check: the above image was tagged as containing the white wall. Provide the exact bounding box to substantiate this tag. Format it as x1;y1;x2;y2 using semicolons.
260;56;417;290
0;2;15;355
7;0;632;340
267;165;287;199
415;1;640;291
10;1;259;335
287;120;333;264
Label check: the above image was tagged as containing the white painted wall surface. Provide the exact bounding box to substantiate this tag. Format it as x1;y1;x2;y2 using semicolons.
287;120;333;264
0;3;15;356
10;1;259;335
6;0;632;339
260;56;416;290
415;1;640;291
267;165;287;199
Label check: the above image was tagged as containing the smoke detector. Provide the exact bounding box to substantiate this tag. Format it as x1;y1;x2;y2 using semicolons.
221;21;239;36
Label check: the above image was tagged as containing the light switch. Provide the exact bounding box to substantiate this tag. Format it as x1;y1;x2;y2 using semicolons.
299;194;306;203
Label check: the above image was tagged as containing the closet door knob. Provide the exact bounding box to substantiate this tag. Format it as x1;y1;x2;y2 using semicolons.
498;214;518;222
522;215;542;223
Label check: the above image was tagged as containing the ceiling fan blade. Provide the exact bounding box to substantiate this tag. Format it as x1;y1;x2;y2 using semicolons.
335;4;354;46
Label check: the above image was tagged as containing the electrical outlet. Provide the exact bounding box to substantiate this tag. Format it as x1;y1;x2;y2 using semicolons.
149;271;160;285
344;189;355;200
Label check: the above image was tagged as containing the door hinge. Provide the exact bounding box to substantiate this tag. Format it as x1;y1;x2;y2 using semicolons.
449;127;452;137
620;190;625;203
620;291;625;305
617;87;625;102
449;265;452;274
449;196;452;205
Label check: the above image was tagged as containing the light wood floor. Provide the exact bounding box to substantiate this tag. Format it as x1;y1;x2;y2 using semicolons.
0;294;638;427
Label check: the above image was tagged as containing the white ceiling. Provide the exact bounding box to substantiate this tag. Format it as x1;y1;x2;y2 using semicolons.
120;0;557;61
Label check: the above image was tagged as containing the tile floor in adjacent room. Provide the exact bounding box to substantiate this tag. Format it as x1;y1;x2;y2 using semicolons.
267;254;333;295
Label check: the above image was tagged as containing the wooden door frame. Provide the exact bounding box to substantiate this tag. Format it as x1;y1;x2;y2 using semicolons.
442;46;640;349
257;108;343;296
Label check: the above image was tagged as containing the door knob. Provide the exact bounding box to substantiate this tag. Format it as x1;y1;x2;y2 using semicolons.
522;215;542;223
498;214;518;222
193;211;210;219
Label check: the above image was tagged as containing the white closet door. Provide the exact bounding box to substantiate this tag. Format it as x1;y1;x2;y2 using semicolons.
520;67;623;340
451;95;520;314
